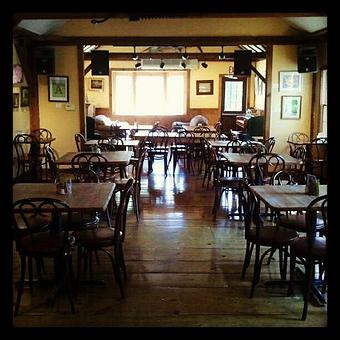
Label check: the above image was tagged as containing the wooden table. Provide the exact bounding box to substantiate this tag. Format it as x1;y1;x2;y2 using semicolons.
249;184;327;303
84;139;140;154
220;152;302;167
249;185;327;212
13;182;115;213
55;151;133;166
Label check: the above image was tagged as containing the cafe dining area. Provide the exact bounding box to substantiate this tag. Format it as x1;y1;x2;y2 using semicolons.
8;10;331;329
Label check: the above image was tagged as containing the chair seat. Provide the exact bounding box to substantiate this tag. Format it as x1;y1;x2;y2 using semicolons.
291;236;326;259
218;177;243;187
74;227;119;247
248;225;298;247
20;231;74;257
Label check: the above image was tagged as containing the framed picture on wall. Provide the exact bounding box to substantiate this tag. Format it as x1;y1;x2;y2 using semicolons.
279;71;302;92
281;95;302;120
13;93;19;108
196;80;214;95
13;64;23;84
88;77;104;91
48;75;69;102
20;86;29;107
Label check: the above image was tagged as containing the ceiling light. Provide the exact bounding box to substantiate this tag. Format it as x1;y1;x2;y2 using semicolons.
132;46;139;61
160;60;165;69
135;61;142;69
181;46;188;60
201;62;208;69
219;46;225;60
180;61;187;69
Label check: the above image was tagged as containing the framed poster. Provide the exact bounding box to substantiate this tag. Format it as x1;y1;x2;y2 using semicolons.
20;86;29;107
48;76;69;102
88;77;104;91
279;71;302;92
196;80;214;95
281;96;302;120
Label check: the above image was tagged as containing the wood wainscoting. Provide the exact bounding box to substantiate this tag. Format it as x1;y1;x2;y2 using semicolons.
95;107;221;130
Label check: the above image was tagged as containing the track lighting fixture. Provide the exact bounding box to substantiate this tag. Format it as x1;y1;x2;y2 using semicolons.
219;46;225;60
135;61;142;69
160;59;165;69
181;46;188;60
180;61;187;69
132;46;139;61
201;62;208;69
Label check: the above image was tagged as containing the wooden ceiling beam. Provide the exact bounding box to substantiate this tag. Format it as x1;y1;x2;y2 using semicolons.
83;52;266;61
13;12;327;22
31;34;325;46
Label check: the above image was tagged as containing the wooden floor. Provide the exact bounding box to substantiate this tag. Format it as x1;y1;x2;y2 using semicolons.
13;159;327;327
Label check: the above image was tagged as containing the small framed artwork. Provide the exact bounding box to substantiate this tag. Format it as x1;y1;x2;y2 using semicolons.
279;71;302;92
13;64;23;84
196;80;214;95
20;86;29;107
13;93;20;108
48;75;69;102
281;95;302;120
88;78;104;91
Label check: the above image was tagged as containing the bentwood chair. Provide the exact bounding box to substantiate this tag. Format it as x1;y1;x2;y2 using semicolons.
74;133;86;152
13;133;40;183
240;183;298;298
288;195;328;320
113;147;147;222
73;178;134;299
12;197;76;315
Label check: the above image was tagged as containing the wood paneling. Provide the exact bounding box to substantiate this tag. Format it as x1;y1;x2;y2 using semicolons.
94;108;220;130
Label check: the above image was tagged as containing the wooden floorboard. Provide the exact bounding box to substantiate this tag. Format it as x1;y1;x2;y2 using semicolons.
13;160;327;327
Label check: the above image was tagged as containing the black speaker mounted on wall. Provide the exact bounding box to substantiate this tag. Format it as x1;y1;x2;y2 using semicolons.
297;45;318;73
91;50;110;75
234;50;252;76
35;47;55;74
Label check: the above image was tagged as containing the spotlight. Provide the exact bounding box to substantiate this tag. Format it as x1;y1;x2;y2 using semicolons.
160;60;165;69
135;61;142;69
201;62;208;69
181;46;188;60
132;46;138;61
219;46;225;60
180;61;187;69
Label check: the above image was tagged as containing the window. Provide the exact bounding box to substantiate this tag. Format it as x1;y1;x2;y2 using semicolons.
221;76;247;114
111;70;187;115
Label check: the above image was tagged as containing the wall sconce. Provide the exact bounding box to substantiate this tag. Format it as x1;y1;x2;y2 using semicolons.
135;61;142;69
181;47;188;60
132;46;139;61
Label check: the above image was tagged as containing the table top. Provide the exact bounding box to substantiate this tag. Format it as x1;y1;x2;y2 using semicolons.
183;125;216;132
55;151;133;165
13;182;115;212
249;185;327;211
220;152;302;166
84;139;140;147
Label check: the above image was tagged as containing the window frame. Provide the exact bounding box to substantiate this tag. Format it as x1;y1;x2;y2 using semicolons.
221;76;247;115
110;69;188;116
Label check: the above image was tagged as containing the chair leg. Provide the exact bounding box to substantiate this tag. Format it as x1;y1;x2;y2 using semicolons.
241;241;254;279
28;256;34;295
249;244;261;298
14;255;27;316
288;251;296;296
302;258;314;321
